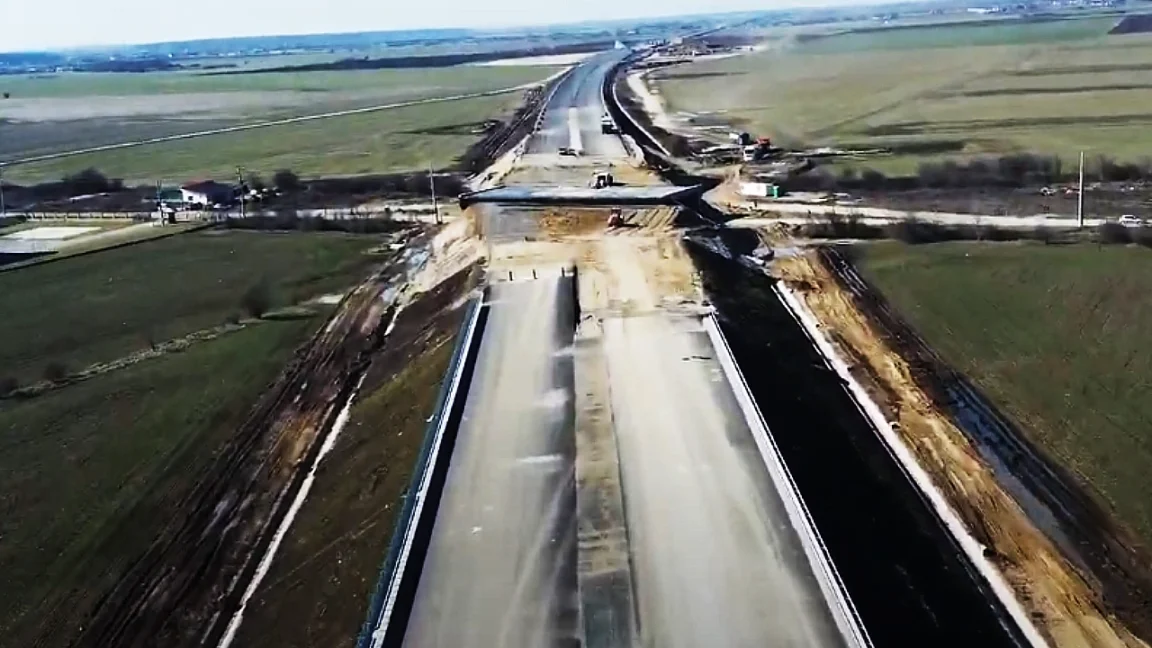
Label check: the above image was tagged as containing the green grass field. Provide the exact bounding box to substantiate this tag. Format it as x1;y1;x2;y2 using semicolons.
3;91;529;184
0;65;552;99
0;65;558;174
653;15;1152;173
0;229;387;383
0;318;318;648
859;241;1152;549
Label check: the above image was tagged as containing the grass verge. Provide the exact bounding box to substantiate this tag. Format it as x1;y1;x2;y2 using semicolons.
232;267;476;648
0;319;319;647
858;241;1152;549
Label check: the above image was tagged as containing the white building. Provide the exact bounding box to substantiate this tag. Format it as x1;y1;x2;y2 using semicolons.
181;180;235;206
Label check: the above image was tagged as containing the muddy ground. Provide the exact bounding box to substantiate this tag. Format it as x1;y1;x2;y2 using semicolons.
789;246;1152;647
686;239;1031;647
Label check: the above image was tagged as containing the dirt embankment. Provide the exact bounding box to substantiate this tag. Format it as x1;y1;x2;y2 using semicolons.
71;260;400;647
777;249;1152;648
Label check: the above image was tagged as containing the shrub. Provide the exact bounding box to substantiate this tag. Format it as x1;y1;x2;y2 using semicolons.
273;169;302;192
0;376;18;395
1098;222;1132;245
241;280;274;318
43;362;69;383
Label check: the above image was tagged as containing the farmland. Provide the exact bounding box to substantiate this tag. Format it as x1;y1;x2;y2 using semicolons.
0;224;405;647
0;318;317;648
858;241;1152;551
0;64;560;178
652;16;1152;173
4;91;532;184
0;229;390;383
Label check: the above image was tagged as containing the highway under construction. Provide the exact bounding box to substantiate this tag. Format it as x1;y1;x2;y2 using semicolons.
358;49;1040;648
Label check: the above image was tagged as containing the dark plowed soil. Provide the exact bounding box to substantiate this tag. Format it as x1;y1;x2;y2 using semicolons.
822;245;1152;645
686;241;1029;648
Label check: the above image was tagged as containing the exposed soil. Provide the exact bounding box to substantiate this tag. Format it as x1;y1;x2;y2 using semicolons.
686;239;1031;647
776;248;1152;648
68;250;409;648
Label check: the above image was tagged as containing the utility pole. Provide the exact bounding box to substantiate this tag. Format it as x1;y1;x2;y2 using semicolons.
155;181;163;225
236;166;246;220
429;163;441;225
1077;151;1085;229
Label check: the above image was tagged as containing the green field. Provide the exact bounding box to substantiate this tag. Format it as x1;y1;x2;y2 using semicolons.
0;318;318;648
3;91;530;184
0;230;388;383
0;65;552;99
0;64;558;176
653;16;1152;173
859;242;1152;549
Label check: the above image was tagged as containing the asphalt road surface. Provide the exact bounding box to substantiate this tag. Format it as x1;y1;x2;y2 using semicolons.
527;51;629;158
401;277;581;648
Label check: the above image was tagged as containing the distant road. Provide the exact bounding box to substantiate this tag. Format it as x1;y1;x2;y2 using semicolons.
0;75;565;169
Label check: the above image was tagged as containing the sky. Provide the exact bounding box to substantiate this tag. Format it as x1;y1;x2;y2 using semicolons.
0;0;876;52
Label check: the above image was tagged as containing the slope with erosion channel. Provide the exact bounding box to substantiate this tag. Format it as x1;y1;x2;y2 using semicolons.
685;235;1029;648
70;244;413;648
779;246;1152;648
231;263;482;648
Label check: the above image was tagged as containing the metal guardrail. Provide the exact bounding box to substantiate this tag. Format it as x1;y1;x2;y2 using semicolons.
702;313;874;648
355;290;488;648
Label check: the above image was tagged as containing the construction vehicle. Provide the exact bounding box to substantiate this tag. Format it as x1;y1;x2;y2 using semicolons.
607;208;625;228
601;113;617;134
591;171;614;189
741;138;774;163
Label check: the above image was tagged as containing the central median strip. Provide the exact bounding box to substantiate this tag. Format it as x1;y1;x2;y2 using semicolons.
358;291;488;648
702;313;873;648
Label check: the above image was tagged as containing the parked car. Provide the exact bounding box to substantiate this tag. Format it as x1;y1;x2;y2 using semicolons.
558;146;579;157
1119;214;1145;227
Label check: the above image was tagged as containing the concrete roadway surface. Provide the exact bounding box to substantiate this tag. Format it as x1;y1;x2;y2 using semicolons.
602;308;848;648
399;52;854;648
401;276;581;648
